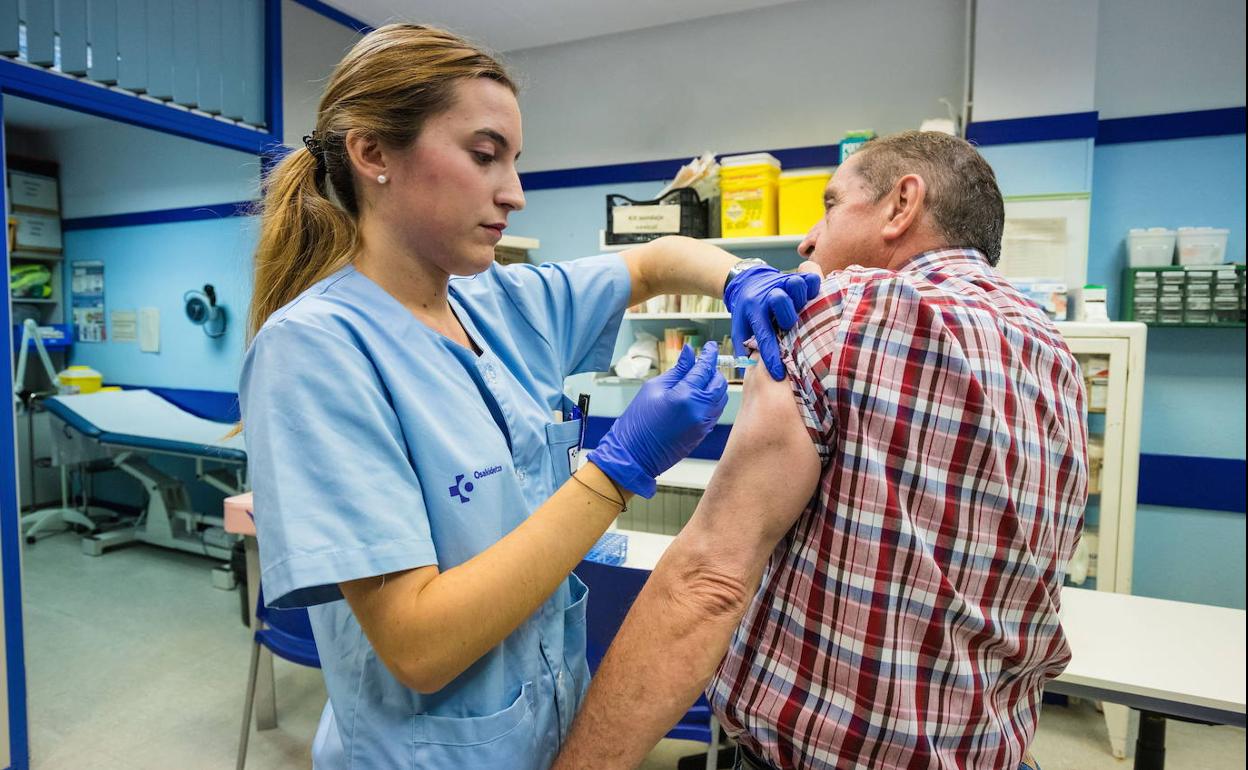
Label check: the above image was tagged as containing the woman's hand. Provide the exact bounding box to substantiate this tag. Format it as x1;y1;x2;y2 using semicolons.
588;341;728;497
723;264;822;380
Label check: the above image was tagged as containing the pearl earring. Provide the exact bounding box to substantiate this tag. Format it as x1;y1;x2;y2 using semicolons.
377;174;388;184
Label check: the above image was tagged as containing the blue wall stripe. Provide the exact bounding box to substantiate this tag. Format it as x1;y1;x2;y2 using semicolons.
62;202;254;231
521;144;840;192
291;0;374;34
0;96;31;770
0;58;277;155
1098;107;1247;145
1138;454;1245;514
967;111;1100;146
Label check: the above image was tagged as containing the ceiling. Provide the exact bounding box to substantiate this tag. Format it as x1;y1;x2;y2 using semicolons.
319;0;806;52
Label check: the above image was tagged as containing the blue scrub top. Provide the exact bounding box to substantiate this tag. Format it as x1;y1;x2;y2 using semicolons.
239;254;631;769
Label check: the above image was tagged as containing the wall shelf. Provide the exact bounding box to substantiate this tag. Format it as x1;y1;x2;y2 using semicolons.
8;250;63;263
598;231;804;253
11;297;57;305
624;312;730;320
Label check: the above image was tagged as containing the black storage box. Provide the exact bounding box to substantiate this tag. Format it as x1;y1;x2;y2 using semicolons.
605;187;708;245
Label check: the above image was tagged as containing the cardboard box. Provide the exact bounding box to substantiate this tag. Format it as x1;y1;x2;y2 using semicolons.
7;170;60;212
12;211;63;253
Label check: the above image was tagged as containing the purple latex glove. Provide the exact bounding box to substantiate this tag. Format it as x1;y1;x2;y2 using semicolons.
723;265;822;380
588;341;729;497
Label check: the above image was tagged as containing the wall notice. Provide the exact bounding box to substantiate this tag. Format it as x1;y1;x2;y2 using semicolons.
71;261;106;342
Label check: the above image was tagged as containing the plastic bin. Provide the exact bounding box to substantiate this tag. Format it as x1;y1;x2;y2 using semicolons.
57;365;102;394
604;187;708;245
1176;227;1229;265
720;153;780;238
1127;228;1176;267
779;168;833;236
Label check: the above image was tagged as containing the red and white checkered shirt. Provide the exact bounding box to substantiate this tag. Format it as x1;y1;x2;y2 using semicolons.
708;249;1087;770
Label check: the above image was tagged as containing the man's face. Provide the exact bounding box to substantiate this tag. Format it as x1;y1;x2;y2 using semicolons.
798;153;890;274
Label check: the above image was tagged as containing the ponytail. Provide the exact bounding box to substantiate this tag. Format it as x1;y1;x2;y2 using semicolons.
247;147;357;339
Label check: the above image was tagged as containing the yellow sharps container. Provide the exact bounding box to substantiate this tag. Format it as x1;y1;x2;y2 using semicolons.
779;168;834;235
58;365;103;393
720;153;781;238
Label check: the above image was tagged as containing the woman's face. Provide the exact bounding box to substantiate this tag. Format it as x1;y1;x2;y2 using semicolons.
382;78;525;277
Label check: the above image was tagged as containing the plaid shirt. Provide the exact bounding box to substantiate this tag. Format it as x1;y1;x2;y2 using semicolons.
708;249;1087;770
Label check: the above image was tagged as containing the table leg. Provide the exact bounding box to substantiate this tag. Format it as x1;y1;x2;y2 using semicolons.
1134;711;1166;770
245;537;278;730
1103;702;1134;759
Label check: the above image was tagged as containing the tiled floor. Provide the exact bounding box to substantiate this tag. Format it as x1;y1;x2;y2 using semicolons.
19;531;1246;769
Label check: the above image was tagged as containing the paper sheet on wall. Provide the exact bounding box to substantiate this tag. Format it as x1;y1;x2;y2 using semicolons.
139;307;160;353
998;218;1068;279
111;310;137;343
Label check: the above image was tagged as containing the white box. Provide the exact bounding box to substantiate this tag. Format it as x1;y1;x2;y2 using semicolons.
12;211;62;252
7;171;59;212
1126;228;1176;267
1176;227;1229;265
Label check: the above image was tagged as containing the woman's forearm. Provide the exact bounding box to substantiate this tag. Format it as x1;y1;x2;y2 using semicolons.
341;462;630;693
623;235;739;305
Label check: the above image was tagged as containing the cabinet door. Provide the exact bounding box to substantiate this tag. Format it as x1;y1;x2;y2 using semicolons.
1067;337;1132;594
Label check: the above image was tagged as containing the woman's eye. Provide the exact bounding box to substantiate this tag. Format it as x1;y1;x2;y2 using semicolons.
473;151;495;164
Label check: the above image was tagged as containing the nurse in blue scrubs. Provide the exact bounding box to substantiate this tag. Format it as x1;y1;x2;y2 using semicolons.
239;24;820;769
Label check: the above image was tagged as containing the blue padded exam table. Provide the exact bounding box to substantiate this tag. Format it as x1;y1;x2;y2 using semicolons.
43;389;247;560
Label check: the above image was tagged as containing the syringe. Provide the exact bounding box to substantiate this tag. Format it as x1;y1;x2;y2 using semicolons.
717;355;758;369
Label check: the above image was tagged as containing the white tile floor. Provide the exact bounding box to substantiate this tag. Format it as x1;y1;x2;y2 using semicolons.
19;532;1246;769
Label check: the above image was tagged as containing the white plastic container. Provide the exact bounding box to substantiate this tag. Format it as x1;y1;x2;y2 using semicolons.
1126;228;1176;267
1176;227;1229;265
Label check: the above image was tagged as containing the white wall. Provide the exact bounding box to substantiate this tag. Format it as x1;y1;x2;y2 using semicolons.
972;0;1098;121
508;0;967;172
46;123;259;218
281;0;363;148
1095;0;1246;119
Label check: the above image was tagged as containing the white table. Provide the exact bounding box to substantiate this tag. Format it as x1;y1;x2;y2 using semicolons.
610;529;1247;769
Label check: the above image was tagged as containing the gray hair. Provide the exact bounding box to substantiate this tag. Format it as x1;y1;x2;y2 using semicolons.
852;131;1005;265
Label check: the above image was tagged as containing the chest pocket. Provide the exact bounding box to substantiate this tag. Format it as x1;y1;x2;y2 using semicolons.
544;420;581;487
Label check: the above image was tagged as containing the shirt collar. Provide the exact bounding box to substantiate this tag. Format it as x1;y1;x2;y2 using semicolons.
897;247;992;275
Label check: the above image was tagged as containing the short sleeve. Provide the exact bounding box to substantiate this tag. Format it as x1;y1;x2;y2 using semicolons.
239;317;438;609
780;272;870;463
491;254;631;378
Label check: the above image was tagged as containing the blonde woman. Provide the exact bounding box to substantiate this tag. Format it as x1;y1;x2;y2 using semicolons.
240;24;820;767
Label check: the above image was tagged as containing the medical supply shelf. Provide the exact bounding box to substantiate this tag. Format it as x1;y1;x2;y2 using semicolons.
624;312;731;320
1122;264;1245;327
598;231;804;253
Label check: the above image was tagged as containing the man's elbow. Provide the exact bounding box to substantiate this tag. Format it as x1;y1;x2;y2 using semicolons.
660;546;755;627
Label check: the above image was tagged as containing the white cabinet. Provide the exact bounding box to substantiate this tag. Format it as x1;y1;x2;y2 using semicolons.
1056;321;1147;596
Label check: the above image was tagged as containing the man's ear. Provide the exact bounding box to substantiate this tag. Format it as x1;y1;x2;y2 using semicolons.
880;173;926;242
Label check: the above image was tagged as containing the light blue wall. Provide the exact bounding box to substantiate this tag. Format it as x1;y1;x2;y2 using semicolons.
62;216;257;392
1089;134;1247;318
1083;136;1247;609
978;139;1095;196
1133;505;1246;609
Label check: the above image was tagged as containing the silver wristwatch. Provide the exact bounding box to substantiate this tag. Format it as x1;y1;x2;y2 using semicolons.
723;258;770;295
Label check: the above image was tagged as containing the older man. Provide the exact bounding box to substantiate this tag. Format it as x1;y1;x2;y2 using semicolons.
554;132;1086;770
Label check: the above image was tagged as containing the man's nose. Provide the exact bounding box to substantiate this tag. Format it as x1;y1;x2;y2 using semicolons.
798;223;819;259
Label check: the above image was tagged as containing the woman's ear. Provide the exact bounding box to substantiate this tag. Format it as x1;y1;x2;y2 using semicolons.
880;173;926;242
344;129;387;183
